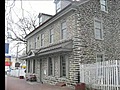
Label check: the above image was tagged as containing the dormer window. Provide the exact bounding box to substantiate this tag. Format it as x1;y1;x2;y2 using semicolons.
56;0;61;13
39;17;42;25
100;0;108;12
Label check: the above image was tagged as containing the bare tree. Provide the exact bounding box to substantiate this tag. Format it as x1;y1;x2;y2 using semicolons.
6;14;38;43
5;0;38;44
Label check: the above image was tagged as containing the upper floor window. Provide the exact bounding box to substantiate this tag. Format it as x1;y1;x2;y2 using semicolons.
34;37;37;49
29;40;31;50
94;18;103;40
61;21;67;40
49;28;54;43
41;33;44;46
60;55;66;77
56;0;61;13
100;0;108;12
48;57;53;76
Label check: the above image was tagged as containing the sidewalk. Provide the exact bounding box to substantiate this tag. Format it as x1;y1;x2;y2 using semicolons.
5;75;74;90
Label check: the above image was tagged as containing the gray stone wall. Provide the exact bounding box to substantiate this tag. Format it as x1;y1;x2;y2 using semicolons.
26;0;120;88
26;11;76;53
74;0;120;64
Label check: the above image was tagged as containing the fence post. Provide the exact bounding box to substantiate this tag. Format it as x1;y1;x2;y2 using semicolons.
116;60;119;90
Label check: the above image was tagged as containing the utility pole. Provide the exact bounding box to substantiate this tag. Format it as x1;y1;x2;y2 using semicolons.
16;44;19;62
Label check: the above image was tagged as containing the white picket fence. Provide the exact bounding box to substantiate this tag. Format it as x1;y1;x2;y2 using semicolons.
9;69;26;78
79;60;120;90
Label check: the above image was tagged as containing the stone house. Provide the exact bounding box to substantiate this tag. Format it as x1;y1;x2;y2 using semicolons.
22;0;120;87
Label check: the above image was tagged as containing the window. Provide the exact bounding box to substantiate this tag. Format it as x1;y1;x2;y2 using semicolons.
39;17;42;25
34;37;37;48
100;0;108;12
96;54;104;76
33;60;35;73
29;40;31;50
48;57;53;75
56;1;61;13
96;54;104;62
49;28;54;43
94;18;103;40
28;60;30;73
60;55;66;77
41;34;44;46
61;21;67;39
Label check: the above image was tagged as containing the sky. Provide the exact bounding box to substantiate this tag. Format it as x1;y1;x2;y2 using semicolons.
5;0;56;56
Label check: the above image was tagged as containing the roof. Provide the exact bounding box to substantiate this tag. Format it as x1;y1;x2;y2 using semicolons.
20;39;73;60
25;0;90;39
25;3;73;39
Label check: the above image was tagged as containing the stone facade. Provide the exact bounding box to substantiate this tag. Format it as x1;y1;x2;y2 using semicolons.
25;0;120;88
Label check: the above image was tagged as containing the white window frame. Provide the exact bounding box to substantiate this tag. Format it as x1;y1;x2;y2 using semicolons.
61;21;67;40
94;18;104;40
100;0;108;12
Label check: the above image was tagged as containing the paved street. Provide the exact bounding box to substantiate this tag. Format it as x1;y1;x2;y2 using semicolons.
5;75;74;90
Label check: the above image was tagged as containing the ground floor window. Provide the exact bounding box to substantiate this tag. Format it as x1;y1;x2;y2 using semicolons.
60;55;66;77
33;60;36;73
28;60;30;73
48;57;53;76
96;53;104;76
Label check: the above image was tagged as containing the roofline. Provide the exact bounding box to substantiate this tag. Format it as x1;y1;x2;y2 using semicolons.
25;0;90;39
25;3;75;39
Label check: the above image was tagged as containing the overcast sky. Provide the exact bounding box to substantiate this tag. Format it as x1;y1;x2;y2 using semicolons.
5;0;56;56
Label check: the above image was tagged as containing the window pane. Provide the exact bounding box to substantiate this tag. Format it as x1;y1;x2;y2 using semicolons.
63;29;67;39
95;21;101;29
57;1;61;9
56;1;61;12
95;29;101;39
50;29;54;43
62;22;66;29
100;0;106;5
28;60;30;73
97;54;103;62
33;60;35;73
100;0;107;11
60;55;66;77
101;5;106;11
61;21;67;39
48;57;52;75
41;34;44;46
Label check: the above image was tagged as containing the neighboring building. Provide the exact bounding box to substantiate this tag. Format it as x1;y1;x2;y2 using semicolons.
22;0;120;87
10;56;26;69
